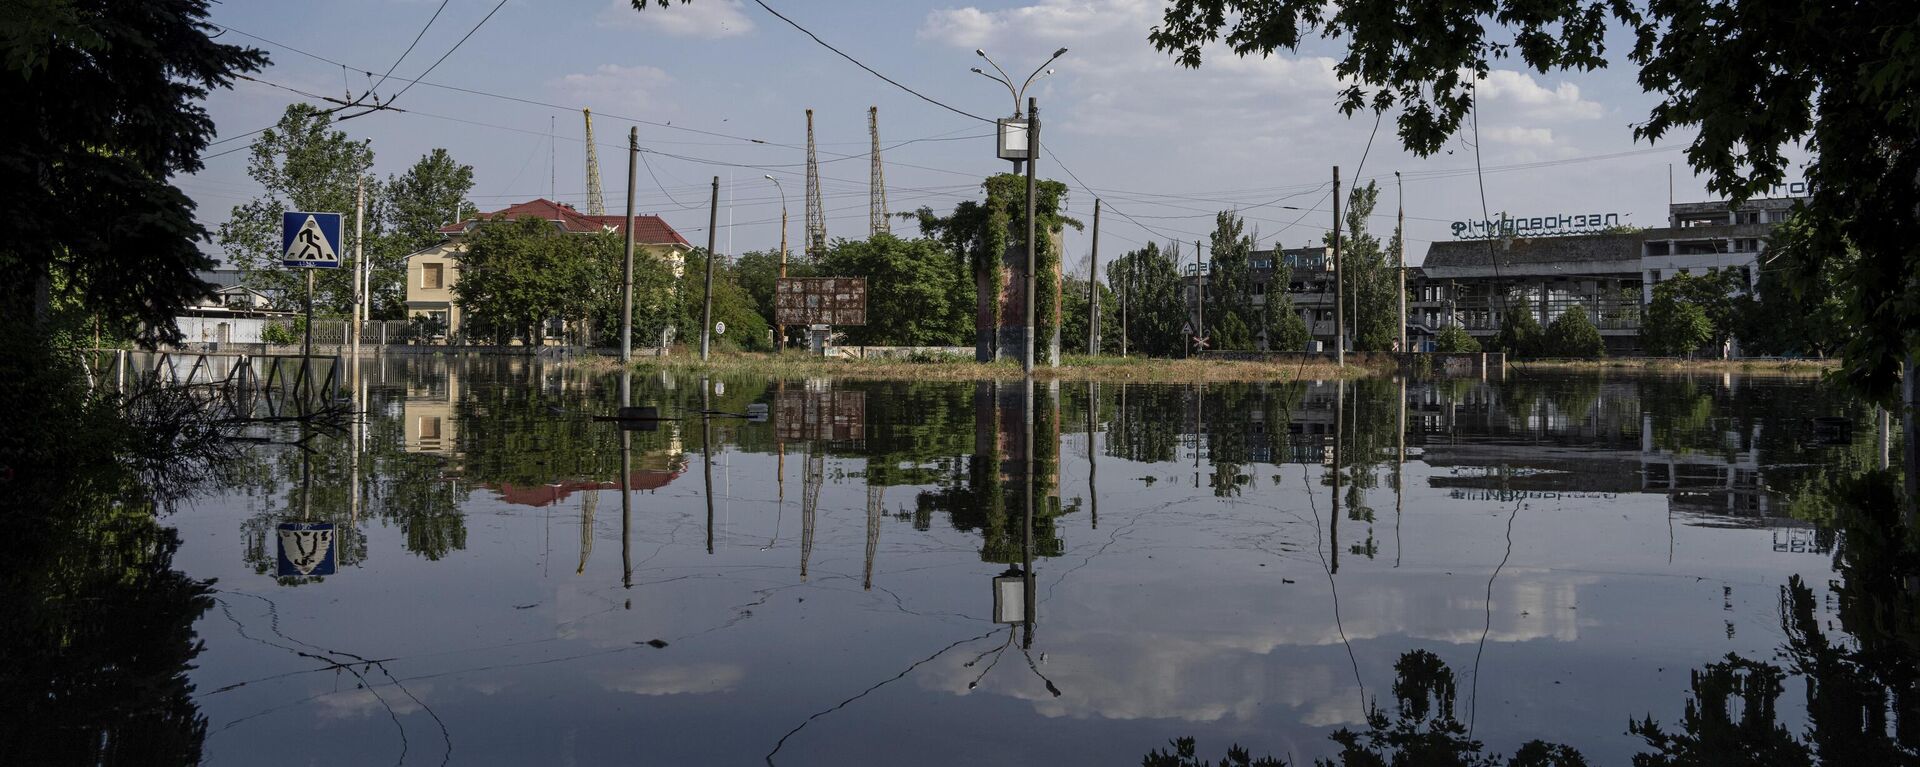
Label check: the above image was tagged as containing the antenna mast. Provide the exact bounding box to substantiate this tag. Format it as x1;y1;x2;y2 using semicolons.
869;106;889;236
583;109;606;215
805;109;826;258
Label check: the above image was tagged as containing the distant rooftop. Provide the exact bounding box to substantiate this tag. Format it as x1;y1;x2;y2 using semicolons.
437;198;690;245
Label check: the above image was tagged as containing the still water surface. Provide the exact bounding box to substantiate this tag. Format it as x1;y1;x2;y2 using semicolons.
156;358;1897;764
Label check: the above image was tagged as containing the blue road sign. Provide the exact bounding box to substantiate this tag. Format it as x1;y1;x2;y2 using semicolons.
276;521;338;577
282;211;344;268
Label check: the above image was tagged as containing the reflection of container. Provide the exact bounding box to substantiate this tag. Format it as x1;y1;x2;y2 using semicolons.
276;522;337;577
992;569;1027;624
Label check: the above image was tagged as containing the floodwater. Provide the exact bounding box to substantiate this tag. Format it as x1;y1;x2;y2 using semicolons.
25;356;1916;765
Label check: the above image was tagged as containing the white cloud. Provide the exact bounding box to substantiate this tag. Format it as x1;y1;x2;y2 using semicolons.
597;0;754;39
604;663;746;696
1476;70;1604;121
551;64;676;117
1485;126;1557;147
918;0;1152;47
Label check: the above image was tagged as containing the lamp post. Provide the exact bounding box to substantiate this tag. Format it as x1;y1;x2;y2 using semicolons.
764;174;788;353
973;48;1067;372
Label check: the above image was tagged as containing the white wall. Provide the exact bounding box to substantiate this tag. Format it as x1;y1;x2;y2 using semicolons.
175;316;265;344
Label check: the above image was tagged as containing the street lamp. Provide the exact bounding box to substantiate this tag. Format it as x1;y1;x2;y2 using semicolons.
972;47;1066;169
764;174;789;352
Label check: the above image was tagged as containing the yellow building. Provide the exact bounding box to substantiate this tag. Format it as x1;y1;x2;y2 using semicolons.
404;199;691;342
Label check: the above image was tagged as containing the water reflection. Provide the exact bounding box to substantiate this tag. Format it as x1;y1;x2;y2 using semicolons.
24;353;1908;766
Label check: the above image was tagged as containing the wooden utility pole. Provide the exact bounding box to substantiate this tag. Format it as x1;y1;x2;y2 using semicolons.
1333;166;1344;367
621;127;637;363
351;179;364;363
1196;238;1205;356
1119;250;1128;358
1024;98;1040;373
701;177;718;361
1088;199;1101;356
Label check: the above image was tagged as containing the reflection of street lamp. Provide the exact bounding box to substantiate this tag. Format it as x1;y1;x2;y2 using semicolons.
764;174;789;351
992;567;1028;624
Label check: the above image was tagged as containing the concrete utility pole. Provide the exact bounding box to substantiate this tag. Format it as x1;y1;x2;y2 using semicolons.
621;127;637;364
1397;171;1407;355
1024;97;1039;374
701;176;718;361
1196;238;1205;356
351;178;364;363
1120;252;1128;357
1333;165;1345;367
1088;198;1101;356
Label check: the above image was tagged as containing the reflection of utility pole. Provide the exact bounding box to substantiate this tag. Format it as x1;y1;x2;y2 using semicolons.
1022;374;1036;649
577;488;596;575
801;443;821;579
1396;377;1405;568
1087;380;1097;530
702;379;715;555
1331;379;1344;575
620;366;633;592
864;484;883;590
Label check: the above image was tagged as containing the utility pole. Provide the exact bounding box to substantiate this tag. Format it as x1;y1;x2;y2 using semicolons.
1196;238;1205;356
1088;198;1101;356
351;178;364;364
701;176;718;361
1397;171;1407;355
1119;251;1128;358
1023;97;1039;374
1333;166;1344;367
621;127;637;364
765;174;788;352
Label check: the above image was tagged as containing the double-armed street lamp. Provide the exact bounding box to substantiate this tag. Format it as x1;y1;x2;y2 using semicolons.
972;47;1067;374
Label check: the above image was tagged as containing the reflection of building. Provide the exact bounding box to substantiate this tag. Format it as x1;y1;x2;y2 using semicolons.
489;454;689;507
403;361;462;458
402;199;690;342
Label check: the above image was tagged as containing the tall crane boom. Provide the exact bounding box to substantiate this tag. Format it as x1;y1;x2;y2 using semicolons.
869;106;889;236
583;108;606;215
805;109;826;258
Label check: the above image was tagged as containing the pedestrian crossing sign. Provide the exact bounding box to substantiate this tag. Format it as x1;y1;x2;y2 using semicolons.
282;211;344;268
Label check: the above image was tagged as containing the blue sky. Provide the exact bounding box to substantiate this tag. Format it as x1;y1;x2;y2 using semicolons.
183;0;1789;272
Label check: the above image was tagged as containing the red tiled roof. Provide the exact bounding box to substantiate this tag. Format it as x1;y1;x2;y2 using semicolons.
437;198;689;245
490;467;686;507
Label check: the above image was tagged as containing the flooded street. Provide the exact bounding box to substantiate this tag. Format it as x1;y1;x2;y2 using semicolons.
133;359;1896;763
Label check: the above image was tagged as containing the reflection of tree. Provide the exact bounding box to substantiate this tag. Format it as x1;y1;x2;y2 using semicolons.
1145;650;1588;766
1632;470;1919;765
914;381;1074;563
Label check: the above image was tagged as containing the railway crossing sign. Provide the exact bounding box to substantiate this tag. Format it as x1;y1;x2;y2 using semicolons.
281;211;343;268
1192;335;1210;350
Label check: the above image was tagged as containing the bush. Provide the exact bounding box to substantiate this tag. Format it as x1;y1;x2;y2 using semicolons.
1545;307;1606;358
1494;308;1544;358
261;321;297;346
1434;324;1481;353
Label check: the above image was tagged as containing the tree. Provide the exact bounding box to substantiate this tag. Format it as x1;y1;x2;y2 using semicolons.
1264;292;1311;352
452;217;605;345
1107;241;1187;357
1148;0;1920;507
676;250;770;352
1735;213;1849;357
1323;183;1398;351
217;104;377;315
1;0;266;346
1207;211;1257;347
378;149;474;318
1435;325;1481;354
1545;307;1605;358
906;174;1081;362
1061;274;1118;355
1494;307;1543;359
1643;292;1714;358
814;234;970;347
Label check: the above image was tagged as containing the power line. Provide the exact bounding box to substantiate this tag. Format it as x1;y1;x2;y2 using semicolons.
352;0;510;114
367;0;451;96
742;0;993;123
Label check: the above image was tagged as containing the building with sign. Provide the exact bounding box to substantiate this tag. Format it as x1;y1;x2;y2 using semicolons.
1417;195;1805;355
403;199;690;343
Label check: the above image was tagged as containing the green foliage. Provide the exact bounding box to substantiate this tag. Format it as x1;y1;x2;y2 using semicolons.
1060;275;1118;354
1213;311;1253;350
1322;183;1402;352
1434;324;1481;354
0;0;266;346
1108;241;1188;357
1264;293;1311;351
1143;737;1288;767
1735;213;1848;357
452;217;610;345
816;233;971;346
677;250;769;352
1545;307;1605;358
260;321;297;346
1494;308;1543;359
1642;275;1729;357
1206;211;1257;347
908;174;1080;361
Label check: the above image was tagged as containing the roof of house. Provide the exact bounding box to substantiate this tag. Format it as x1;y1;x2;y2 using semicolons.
436;198;690;245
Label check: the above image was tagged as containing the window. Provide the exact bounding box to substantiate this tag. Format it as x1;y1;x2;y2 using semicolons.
419;416;442;441
1735;210;1762;224
422;262;445;289
1649;270;1662;283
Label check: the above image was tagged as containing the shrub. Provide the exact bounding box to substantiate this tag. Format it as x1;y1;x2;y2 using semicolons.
1545;307;1606;358
1434;324;1481;353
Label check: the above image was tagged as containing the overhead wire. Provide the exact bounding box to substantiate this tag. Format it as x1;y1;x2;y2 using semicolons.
742;0;993;123
355;0;511;112
367;0;452;97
